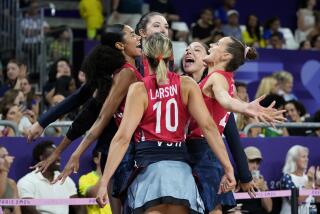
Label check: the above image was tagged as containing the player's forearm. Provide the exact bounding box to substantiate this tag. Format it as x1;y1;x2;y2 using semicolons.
100;133;130;187
215;90;247;114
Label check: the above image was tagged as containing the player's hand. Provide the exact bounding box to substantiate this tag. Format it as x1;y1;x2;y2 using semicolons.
240;180;257;198
246;95;286;127
51;153;80;184
96;181;109;208
219;169;236;193
30;150;60;173
27;122;44;143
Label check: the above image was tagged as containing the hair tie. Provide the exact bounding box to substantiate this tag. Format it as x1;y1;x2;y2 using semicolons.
244;46;250;58
156;54;163;63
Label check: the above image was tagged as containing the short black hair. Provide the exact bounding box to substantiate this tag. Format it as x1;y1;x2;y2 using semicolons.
260;94;285;109
313;110;320;122
285;100;306;116
92;149;99;159
32;141;55;163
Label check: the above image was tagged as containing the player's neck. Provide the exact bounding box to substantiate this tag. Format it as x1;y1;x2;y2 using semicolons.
191;69;205;83
125;55;136;67
208;64;226;74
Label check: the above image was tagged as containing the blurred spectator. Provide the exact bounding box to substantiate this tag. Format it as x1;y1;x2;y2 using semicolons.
149;0;179;22
149;0;188;41
17;141;82;214
79;150;112;214
280;145;319;214
212;31;225;43
108;0;142;29
191;8;217;45
283;100;310;136
236;146;272;213
295;0;317;43
0;59;22;97
46;76;77;104
0;146;21;214
1;104;32;136
260;94;286;137
44;94;69;137
20;0;32;8
267;32;285;49
43;58;72;105
311;34;320;50
20;1;50;73
222;10;242;41
48;27;72;62
18;59;28;79
77;70;86;86
237;114;264;137
242;14;265;48
215;0;236;24
309;110;320;137
20;77;39;118
273;71;297;101
235;81;249;102
255;76;279;99
0;89;25;110
308;11;320;41
299;40;312;50
79;0;104;39
263;17;284;45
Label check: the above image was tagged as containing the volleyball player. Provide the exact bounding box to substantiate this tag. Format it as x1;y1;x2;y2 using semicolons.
96;32;236;214
183;41;254;213
184;38;285;214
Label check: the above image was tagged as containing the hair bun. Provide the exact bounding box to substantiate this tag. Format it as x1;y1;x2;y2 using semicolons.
245;47;258;60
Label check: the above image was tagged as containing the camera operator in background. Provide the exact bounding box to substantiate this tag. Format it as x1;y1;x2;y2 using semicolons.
236;146;273;214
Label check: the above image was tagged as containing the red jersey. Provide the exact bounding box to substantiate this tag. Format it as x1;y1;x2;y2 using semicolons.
114;63;143;126
188;70;234;138
137;72;189;142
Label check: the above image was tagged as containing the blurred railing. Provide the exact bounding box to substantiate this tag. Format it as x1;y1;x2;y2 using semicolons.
16;3;56;91
45;25;73;67
46;121;72;129
243;122;320;136
0;0;19;60
0;120;20;136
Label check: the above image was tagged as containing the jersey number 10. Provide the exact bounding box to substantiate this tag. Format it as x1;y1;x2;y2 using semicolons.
153;98;178;133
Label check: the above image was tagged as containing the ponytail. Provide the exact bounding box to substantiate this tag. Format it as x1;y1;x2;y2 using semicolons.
143;33;173;85
155;55;167;84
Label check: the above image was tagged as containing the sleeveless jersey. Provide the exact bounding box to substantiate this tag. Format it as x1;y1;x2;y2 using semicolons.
188;70;234;138
137;72;189;142
114;63;143;126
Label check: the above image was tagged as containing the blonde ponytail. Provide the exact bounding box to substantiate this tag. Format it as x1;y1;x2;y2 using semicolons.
156;58;167;84
143;33;173;85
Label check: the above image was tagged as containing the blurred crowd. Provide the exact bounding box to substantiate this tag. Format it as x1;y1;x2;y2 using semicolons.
0;1;319;214
0;0;318;138
1;141;319;213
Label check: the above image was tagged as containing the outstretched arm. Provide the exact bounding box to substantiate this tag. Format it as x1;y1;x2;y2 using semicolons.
209;73;285;124
52;69;137;184
30;98;101;173
96;82;147;208
28;84;94;142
